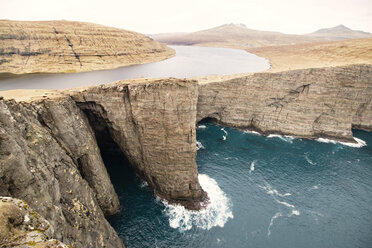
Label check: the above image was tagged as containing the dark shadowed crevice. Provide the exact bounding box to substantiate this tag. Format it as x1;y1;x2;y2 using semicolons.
197;117;218;125
79;107;137;212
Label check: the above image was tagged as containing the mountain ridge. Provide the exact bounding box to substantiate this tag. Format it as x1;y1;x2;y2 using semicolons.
152;23;372;48
308;24;372;40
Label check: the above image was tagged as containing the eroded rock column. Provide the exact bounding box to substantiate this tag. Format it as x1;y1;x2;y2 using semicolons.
71;79;205;209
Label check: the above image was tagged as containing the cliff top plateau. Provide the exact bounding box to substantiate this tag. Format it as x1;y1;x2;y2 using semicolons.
247;38;372;72
0;20;175;76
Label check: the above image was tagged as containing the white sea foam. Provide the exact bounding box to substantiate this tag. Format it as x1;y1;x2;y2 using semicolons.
267;212;282;236
140;180;148;188
258;183;291;197
267;134;294;143
290;210;300;216
221;128;228;140
316;137;366;148
196;140;205;151
162;174;233;231
267;134;281;138
244;130;261;135
197;125;207;129
305;155;316;165
275;199;295;208
249;160;256;173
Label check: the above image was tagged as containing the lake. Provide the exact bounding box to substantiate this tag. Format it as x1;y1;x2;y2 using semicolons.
0;46;269;91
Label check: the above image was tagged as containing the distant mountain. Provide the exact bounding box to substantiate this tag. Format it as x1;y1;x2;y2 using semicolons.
152;23;322;48
152;23;372;48
307;25;372;40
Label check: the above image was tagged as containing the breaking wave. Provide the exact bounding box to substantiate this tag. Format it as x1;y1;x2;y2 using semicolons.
267;134;294;143
221;128;228;140
267;212;282;236
258;182;292;197
305;155;316;165
196;140;205;151
244;130;261;135
316;137;366;148
249;160;256;174
162;174;233;231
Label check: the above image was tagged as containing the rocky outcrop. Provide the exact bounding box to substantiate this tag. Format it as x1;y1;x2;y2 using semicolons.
0;64;371;247
0;96;124;247
0;197;69;247
69;79;204;208
197;64;372;141
0;78;204;247
0;20;175;76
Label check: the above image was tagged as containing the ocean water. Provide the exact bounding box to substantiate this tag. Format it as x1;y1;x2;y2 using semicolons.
106;122;372;248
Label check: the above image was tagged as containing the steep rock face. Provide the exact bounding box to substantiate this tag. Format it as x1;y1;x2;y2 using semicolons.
0;78;205;247
0;97;124;248
70;79;204;208
197;64;372;141
0;20;175;75
36;98;120;215
0;197;69;247
0;65;371;247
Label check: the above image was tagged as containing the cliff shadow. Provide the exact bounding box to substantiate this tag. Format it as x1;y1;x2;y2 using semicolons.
79;106;140;211
197;117;218;126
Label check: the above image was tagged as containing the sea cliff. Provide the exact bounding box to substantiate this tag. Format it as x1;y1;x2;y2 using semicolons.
197;64;372;141
0;64;371;247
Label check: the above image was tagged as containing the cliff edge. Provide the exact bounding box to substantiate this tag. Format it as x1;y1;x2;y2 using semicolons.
0;20;175;76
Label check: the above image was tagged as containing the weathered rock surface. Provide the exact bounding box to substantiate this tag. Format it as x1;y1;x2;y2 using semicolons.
0;197;69;248
0;78;204;247
197;64;372;141
69;79;204;208
0;20;175;76
0;96;124;247
0;65;371;248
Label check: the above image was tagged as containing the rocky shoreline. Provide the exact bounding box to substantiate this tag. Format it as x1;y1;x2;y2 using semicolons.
0;64;371;247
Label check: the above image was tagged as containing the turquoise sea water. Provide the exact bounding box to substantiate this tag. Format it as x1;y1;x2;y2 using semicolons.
106;122;372;248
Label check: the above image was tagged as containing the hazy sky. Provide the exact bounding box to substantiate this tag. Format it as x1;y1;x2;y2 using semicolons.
1;0;371;34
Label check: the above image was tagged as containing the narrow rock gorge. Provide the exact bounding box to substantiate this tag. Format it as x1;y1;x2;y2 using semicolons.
0;64;371;247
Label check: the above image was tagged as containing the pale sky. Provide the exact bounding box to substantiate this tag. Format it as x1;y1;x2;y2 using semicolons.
1;0;371;34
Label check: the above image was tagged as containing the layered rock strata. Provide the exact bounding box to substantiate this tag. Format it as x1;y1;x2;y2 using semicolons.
0;20;175;76
197;64;372;141
0;64;371;247
69;79;204;208
0;78;204;247
0;95;124;247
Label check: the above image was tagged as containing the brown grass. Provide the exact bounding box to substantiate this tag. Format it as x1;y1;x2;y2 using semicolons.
246;38;372;72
